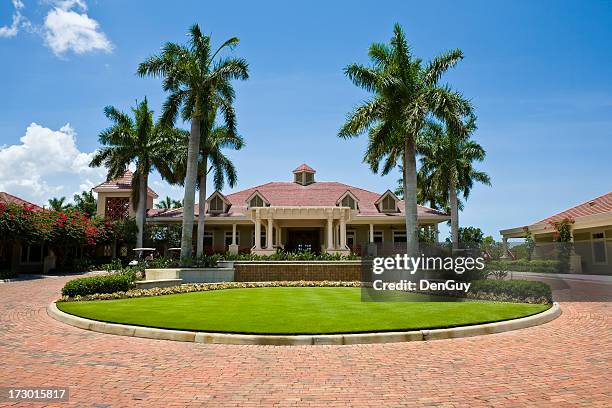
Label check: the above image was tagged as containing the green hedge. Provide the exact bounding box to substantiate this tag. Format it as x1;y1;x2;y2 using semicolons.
488;259;561;273
470;279;552;304
61;272;136;297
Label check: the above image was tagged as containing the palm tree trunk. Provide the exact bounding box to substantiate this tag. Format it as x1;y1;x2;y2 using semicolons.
449;179;459;250
135;170;147;250
180;117;202;264
196;158;208;257
404;137;419;257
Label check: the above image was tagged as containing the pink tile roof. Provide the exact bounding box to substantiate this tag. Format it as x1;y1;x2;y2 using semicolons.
292;163;316;173
93;170;158;198
150;181;447;219
0;192;43;211
537;191;612;224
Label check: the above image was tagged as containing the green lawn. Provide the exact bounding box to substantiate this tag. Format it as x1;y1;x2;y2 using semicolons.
57;287;550;335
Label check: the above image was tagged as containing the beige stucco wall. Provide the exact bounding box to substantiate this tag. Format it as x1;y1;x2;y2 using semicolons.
534;226;611;274
95;191;154;218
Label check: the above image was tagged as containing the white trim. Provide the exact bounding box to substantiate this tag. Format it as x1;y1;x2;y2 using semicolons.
224;230;240;246
245;190;270;208
373;230;384;243
392;230;407;243
203;230;214;247
336;190;360;210
591;231;608;265
374;190;400;213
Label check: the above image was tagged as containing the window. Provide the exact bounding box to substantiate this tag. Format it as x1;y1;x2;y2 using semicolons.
209;195;224;213
20;244;44;264
252;230;267;247
203;231;213;248
373;231;384;243
347;230;356;247
393;231;407;243
592;232;607;264
224;231;240;246
249;195;264;208
382;195;396;212
341;195;357;210
294;173;301;184
105;197;129;220
304;172;314;185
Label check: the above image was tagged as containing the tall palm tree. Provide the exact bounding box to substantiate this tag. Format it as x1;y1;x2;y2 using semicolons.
339;23;471;256
48;196;71;211
90;98;182;249
156;196;182;209
418;117;491;249
137;24;249;263
73;191;97;216
168;114;243;256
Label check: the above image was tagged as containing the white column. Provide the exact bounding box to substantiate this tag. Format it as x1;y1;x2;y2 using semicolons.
369;224;374;243
340;216;347;249
276;225;281;247
254;211;261;250
435;225;440;243
267;217;273;249
327;216;334;250
501;237;508;259
232;224;237;245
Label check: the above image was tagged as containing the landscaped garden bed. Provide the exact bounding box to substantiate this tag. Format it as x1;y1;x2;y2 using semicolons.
56;286;550;335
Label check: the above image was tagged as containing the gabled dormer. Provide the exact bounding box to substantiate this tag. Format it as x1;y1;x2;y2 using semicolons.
336;190;360;211
375;190;400;213
246;190;270;208
293;163;316;186
207;191;231;214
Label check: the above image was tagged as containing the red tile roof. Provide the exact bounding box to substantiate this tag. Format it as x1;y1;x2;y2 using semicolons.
0;192;43;211
537;191;612;224
92;170;158;198
292;163;316;174
150;181;447;219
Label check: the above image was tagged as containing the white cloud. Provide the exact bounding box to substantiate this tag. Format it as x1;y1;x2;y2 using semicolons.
0;0;25;38
0;123;106;204
43;3;112;56
0;0;113;57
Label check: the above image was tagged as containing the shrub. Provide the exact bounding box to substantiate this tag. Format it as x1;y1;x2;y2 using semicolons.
487;259;561;273
469;279;552;304
61;272;136;297
222;250;360;261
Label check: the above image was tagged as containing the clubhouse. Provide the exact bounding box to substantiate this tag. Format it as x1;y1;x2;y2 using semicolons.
94;164;450;255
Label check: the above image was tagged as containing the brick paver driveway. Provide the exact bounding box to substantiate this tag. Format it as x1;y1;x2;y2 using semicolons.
0;274;610;407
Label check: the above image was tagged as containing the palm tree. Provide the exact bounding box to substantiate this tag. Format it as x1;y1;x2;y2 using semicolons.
90;98;182;249
339;23;471;256
48;196;71;211
418;117;491;249
73;191;97;216
137;24;249;263
167;113;243;256
156;196;182;209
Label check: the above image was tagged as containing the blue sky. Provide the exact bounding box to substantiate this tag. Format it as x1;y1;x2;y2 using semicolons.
0;0;610;238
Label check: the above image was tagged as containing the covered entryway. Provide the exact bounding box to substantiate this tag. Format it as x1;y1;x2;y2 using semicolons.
285;228;321;253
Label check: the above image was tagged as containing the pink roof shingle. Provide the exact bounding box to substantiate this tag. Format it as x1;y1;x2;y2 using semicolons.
93;170;158;198
0;192;43;211
538;191;612;224
292;163;316;174
150;181;447;219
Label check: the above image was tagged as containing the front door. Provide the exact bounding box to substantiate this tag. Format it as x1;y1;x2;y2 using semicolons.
286;229;321;253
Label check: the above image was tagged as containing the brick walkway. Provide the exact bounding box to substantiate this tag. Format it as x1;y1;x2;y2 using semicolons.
0;275;610;407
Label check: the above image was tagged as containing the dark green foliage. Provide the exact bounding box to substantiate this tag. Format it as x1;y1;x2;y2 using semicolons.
470;279;553;304
61;271;137;297
488;259;562;273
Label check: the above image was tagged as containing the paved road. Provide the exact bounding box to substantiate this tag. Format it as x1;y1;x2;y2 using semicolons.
0;274;610;407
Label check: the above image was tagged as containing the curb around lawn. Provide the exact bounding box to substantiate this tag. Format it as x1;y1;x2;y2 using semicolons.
47;302;561;346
